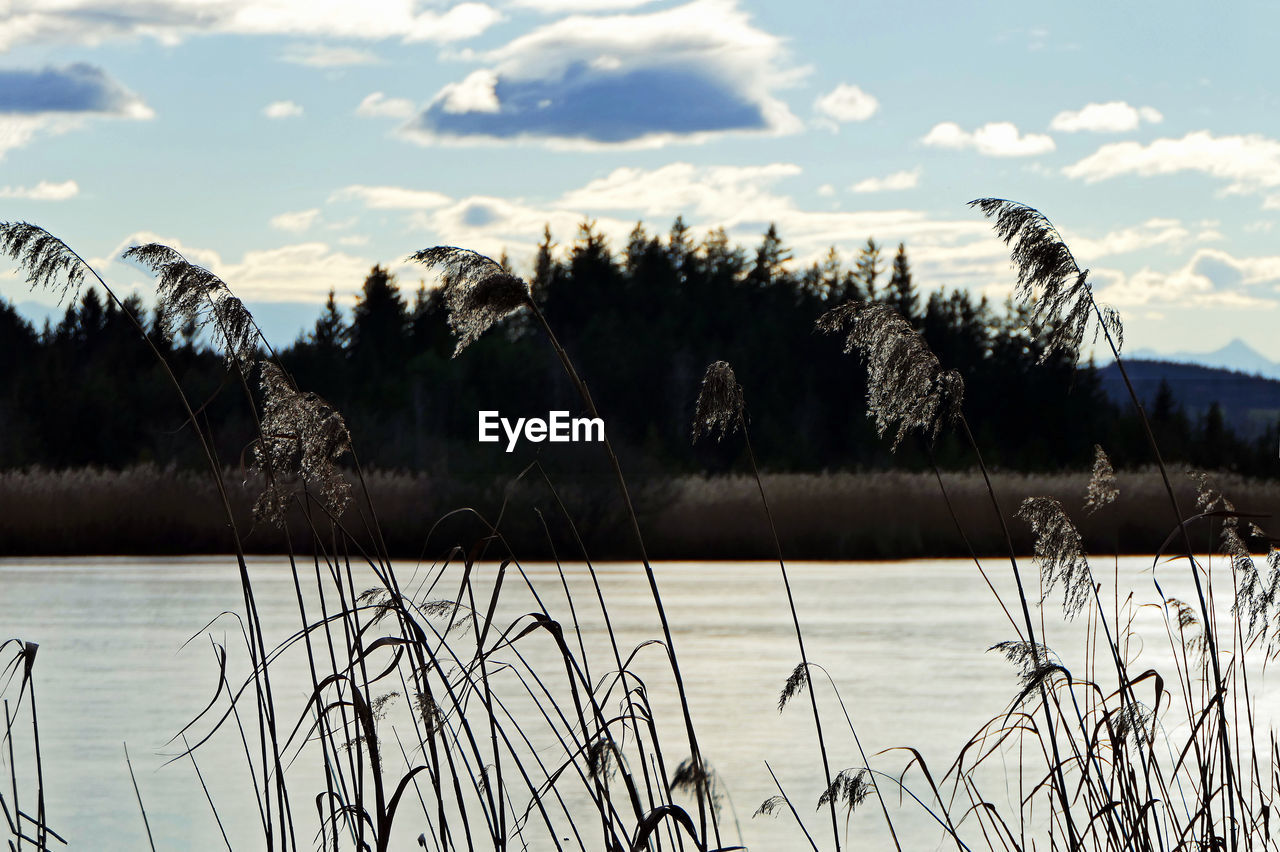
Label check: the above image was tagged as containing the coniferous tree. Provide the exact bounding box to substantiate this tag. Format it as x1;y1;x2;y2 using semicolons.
747;223;791;288
854;237;883;300
887;243;919;323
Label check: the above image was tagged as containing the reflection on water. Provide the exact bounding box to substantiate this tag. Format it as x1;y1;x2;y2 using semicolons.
1;556;1266;850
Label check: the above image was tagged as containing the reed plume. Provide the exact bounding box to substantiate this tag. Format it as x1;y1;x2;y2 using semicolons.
1017;496;1094;618
122;243;258;367
815;301;963;449
407;246;530;356
816;768;870;814
250;361;351;526
692;361;746;442
1083;444;1118;515
0;222;86;301
969;198;1123;361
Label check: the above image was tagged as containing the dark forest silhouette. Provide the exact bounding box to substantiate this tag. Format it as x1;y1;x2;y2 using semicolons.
0;219;1273;477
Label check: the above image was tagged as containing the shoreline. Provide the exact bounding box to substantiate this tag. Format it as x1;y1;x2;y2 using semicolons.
2;464;1273;559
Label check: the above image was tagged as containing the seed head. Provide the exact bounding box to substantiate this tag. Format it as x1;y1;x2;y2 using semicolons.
970;198;1124;362
251;361;351;526
692;361;746;442
817;300;963;449
1017;496;1093;618
1083;444;1118;515
0;222;86;302
408;246;530;356
123;243;258;368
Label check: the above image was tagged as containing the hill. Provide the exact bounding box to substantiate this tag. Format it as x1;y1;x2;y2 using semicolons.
1098;359;1280;439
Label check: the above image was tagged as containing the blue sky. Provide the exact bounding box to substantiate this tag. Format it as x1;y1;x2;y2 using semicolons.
2;0;1279;358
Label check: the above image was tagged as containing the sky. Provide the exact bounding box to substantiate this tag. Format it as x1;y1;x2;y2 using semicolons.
2;0;1279;359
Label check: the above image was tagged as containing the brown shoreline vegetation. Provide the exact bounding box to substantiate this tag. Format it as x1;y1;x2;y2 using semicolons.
2;463;1274;559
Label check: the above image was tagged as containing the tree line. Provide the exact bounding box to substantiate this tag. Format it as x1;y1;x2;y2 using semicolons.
0;219;1274;478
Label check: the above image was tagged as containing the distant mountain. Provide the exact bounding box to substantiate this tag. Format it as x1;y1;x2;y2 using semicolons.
1097;359;1280;439
1117;338;1280;381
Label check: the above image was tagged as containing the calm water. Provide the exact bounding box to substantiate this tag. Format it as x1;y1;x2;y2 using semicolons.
1;556;1265;850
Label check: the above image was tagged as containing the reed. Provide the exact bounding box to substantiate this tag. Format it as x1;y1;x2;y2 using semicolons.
2;200;1278;852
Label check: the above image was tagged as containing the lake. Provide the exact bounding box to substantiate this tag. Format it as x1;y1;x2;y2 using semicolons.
1;556;1267;850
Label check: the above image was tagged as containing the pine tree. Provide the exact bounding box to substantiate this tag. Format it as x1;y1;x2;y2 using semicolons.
887;242;919;323
349;265;408;374
854;237;883;300
747;223;791;287
310;289;346;351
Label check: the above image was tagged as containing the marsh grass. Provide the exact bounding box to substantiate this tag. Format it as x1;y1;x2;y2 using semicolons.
3;201;1280;852
6;465;1278;559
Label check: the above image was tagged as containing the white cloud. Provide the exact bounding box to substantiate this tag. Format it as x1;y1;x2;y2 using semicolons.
405;0;804;147
331;184;452;209
1064;131;1280;198
0;64;154;156
559;162;802;218
922;121;1055;157
851;168;920;193
1049;101;1163;133
111;231;376;303
0;1;504;50
356;92;417;118
813;83;878;124
816;184;835;197
436;70;501;114
512;0;657;11
270;208;321;232
1092;248;1280;309
281;44;381;67
263;100;303;119
0;179;79;200
1059;218;1190;259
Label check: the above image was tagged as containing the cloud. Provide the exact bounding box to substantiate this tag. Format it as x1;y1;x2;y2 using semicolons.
0;1;503;51
1059;218;1190;259
1063;131;1280;199
111;231;376;303
813;83;878;124
403;0;803;147
512;0;658;11
281;44;381;67
558;162;802;218
356;92;417;118
270;208;321;232
331;184;452;209
0;64;152;116
1049;101;1162;133
394;161;1000;284
263;100;303;119
851;168;920;193
0;64;153;157
1092;248;1280;309
921;121;1054;156
0;180;79;200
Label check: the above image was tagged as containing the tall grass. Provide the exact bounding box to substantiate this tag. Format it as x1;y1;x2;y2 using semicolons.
2;199;1279;851
6;465;1279;559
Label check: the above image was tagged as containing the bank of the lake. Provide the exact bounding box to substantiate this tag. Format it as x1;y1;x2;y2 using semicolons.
1;464;1275;558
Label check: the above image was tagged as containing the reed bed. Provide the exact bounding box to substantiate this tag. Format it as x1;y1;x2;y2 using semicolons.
2;200;1279;852
5;466;1279;560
